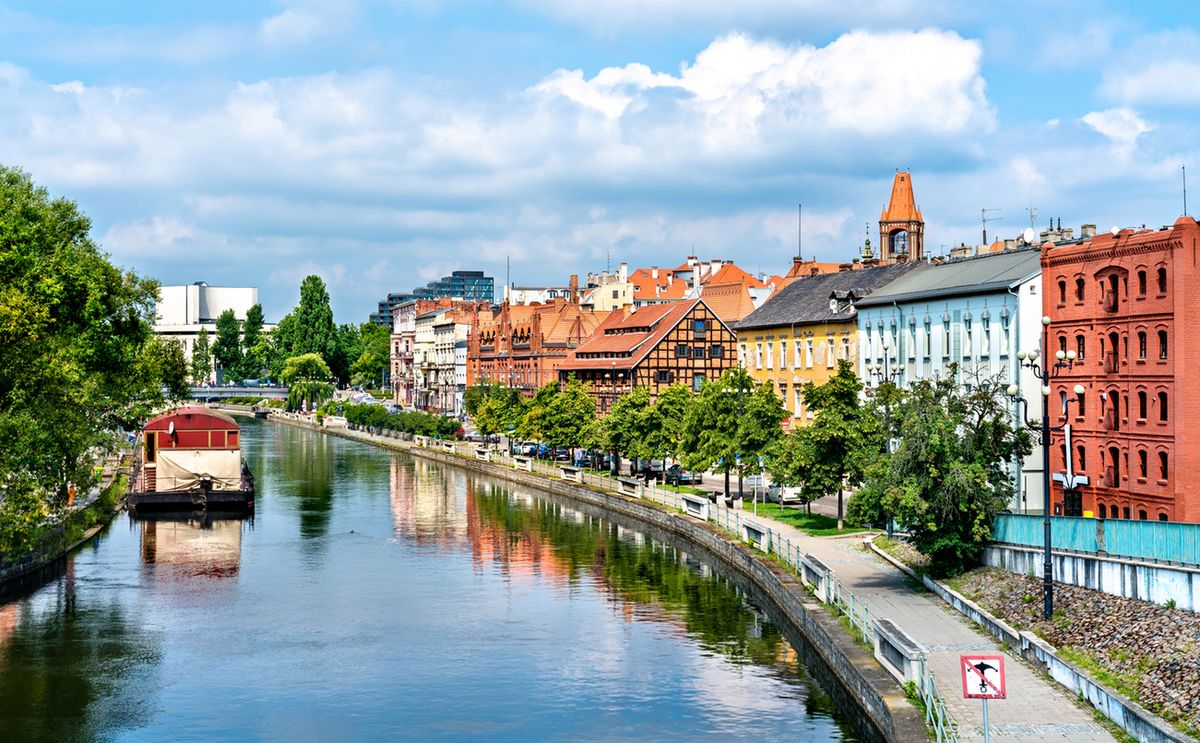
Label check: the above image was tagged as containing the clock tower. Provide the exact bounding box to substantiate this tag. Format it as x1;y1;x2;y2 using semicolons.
879;172;924;263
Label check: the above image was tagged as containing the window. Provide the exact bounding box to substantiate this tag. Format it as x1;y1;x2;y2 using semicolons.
692;347;706;360
146;431;157;463
693;319;708;339
765;342;774;368
739;343;747;366
780;340;788;369
806;340;815;369
1139;510;1148;521
755;343;763;369
923;327;932;358
1076;445;1086;471
676;344;689;359
1137;270;1146;296
1075;278;1085;302
1077;390;1086;417
1057;280;1067;304
827;337;836;368
1157;267;1167;294
1158;513;1168;522
890;229;909;256
1159;451;1168;480
842;338;851;362
612;289;619;299
1076;335;1085;360
1057;336;1067;356
655;370;673;383
1137;331;1146;359
692;373;705;392
710;345;723;359
1138;450;1148;478
793;387;802;415
1158;391;1168;422
1138;391;1147;419
1123;507;1131;519
1158;330;1168;360
1099;504;1107;519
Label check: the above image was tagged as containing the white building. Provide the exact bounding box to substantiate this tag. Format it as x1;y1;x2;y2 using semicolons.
433;314;471;416
154;282;273;382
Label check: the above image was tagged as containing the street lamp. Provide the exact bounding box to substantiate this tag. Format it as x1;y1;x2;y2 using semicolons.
1007;314;1084;620
868;338;901;536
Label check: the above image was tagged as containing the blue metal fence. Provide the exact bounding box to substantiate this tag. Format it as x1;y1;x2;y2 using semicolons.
992;514;1199;567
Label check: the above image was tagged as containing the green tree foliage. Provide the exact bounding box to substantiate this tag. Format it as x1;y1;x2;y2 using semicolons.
642;384;693;461
149;337;190;401
280;353;334;411
266;313;296;381
348;322;390;388
681;367;783;495
474;395;507;438
0;165;172;540
190;327;213;383
517;382;560;443
328;322;359;386
542;376;597;450
849;372;1030;577
771;360;879;525
293;275;336;360
342;403;460;438
238;303;266;380
212;308;243;383
600;386;652;469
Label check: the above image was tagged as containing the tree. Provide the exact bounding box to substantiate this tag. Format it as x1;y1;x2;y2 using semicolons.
191;327;213;383
543;376;597;450
772;360;879;528
474;395;506;439
293;275;336;361
266;313;297;381
212;309;243;383
0;165;170;516
518;382;560;443
601;386;652;473
328;322;360;386
642;384;693;462
850;371;1031;577
238;303;265;380
280;353;334;412
149;337;189;401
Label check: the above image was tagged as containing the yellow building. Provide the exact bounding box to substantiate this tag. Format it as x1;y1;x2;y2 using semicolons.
734;262;922;426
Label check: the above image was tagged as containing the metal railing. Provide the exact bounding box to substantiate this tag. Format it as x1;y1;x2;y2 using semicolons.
993;512;1200;567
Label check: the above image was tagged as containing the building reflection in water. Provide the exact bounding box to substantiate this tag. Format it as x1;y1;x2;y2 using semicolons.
136;513;250;582
389;458;470;549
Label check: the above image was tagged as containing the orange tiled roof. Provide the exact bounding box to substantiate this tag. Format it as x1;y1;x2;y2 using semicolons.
699;282;758;323
705;263;766;289
559;300;699;371
880;171;922;223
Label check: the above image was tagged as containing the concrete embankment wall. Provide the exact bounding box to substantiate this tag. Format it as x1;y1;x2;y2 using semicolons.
269;416;926;743
984;543;1200;612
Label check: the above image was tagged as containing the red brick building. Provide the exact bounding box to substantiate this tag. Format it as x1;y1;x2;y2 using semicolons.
557;298;737;412
1042;216;1200;523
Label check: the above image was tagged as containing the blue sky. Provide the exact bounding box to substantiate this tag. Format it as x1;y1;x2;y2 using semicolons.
2;1;1198;322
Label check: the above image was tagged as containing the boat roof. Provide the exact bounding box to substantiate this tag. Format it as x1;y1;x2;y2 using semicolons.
145;406;239;431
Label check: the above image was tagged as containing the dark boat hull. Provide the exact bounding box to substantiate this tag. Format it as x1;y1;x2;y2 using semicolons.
128;465;255;512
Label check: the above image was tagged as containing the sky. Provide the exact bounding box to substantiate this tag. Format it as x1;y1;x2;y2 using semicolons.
2;1;1198;323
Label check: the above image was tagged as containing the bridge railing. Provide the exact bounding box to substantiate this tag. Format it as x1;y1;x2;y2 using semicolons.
992;513;1200;567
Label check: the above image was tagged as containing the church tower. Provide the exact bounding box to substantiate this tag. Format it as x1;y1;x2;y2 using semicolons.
879;172;924;262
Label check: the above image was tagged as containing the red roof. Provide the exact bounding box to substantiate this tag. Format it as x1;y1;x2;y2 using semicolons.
560;299;700;371
880;171;923;223
144;406;239;432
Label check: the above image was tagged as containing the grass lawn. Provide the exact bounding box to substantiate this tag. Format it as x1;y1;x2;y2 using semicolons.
745;501;871;536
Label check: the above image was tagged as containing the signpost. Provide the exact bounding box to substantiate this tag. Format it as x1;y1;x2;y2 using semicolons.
960;654;1006;743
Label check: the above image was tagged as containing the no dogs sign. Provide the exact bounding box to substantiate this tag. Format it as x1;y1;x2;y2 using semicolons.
960;654;1006;700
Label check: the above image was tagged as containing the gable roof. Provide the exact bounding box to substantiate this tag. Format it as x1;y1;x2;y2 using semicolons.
855;248;1042;308
736;262;925;330
881;171;922;223
705;263;766;288
559;299;703;371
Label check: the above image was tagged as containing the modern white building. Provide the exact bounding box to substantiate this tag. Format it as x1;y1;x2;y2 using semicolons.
854;247;1045;511
154;282;273;382
433;314;471;416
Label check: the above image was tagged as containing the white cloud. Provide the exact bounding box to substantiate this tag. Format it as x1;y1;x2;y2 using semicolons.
1081;108;1154;157
259;8;324;45
1099;31;1200;106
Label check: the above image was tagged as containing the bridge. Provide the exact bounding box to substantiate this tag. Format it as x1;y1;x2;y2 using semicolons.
189;386;289;401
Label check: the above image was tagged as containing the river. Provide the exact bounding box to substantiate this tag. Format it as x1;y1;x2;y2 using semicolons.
0;418;860;742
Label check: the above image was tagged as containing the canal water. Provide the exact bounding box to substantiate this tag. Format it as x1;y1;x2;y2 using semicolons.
0;419;860;742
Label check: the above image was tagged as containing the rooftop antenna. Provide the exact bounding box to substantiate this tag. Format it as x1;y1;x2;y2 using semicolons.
1026;204;1038;230
505;254;510;304
981;207;1002;245
797;203;803;261
1184;165;1189;216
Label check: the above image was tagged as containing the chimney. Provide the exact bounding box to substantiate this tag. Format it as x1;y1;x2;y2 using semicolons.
619;261;628;283
1081;224;1097;239
569;274;579;304
651;266;658;279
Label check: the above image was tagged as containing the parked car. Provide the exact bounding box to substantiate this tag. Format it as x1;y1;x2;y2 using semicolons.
665;465;702;486
631;460;665;478
518;442;538;456
552;448;571;462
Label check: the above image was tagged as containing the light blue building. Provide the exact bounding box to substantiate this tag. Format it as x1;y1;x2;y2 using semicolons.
854;247;1045;511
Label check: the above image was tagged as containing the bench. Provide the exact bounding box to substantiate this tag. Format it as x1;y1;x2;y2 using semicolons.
441;441;456;453
513;455;533;472
681;493;711;521
559;465;582;483
742;520;770;551
616;478;642;497
873;618;927;686
798;553;832;603
414;435;429;447
474;448;491;462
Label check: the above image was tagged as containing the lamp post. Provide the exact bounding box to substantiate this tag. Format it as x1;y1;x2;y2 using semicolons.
1007;315;1084;620
868;338;901;537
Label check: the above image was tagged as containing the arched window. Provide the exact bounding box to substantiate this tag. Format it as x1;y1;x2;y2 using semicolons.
890;230;909;256
1137;331;1146;359
1137;270;1147;296
1158;513;1168;522
1159;451;1168;480
1123;506;1131;519
1075;278;1085;302
1076;335;1085;359
1058;280;1067;304
1076;445;1086;471
1138;450;1147;478
1157;267;1167;294
1158;391;1168;422
1108;445;1121;484
1099;504;1107;519
1077;390;1086;417
1138;391;1147;419
1158;330;1168;360
1057;335;1067;354
1138;510;1148;521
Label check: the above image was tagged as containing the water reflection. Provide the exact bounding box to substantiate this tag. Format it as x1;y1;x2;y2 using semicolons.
136;512;249;580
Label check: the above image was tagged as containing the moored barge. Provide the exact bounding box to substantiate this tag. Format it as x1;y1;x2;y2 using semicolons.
129;406;255;511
